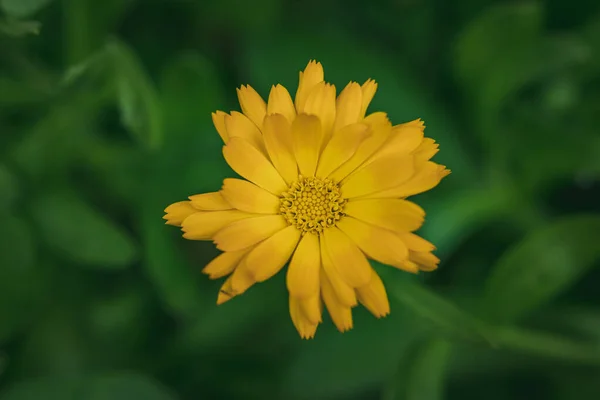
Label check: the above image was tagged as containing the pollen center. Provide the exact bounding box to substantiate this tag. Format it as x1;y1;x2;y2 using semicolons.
280;176;346;235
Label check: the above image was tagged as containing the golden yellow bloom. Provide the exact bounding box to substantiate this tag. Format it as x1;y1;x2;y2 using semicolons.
164;60;450;339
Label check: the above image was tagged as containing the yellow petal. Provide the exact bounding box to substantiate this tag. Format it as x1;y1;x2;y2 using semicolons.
289;296;318;339
217;276;236;305
344;198;425;233
211;111;229;143
230;257;256;293
319;235;357;307
292;113;322;177
367;124;424;163
398;260;420;274
333;82;362;132
221;178;280;214
222;137;287;195
399;232;436;252
163;201;197;226
402;118;425;131
267;84;296;122
181;210;254;240
359;79;378;119
237;85;266;129
224;111;265;154
322;227;372;288
320;270;353;332
262;114;298;184
328;112;392;182
295;60;324;112
213;214;288;251
246;225;302;282
340;154;415;198
316;123;370;178
303;82;336;140
337;217;409;267
356;269;390;318
188;192;232;211
414;138;439;164
410;250;440;271
299;294;322;324
365;161;449;198
287;233;320;298
202;249;248;279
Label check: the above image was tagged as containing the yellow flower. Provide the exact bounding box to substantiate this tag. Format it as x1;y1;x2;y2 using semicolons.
164;60;450;339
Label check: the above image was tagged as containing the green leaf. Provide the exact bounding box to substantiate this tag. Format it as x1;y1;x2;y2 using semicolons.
1;0;53;18
388;277;493;344
29;191;137;268
483;215;600;323
106;40;163;150
0;215;40;343
0;17;40;36
0;164;18;211
0;373;177;400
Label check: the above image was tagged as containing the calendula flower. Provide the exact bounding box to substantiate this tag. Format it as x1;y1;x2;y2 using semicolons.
164;60;450;339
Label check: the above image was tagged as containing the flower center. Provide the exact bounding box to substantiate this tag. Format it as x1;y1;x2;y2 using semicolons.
279;176;346;235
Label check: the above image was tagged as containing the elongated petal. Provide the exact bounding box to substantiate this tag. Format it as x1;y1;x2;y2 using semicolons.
334;82;362;132
267;84;296;122
287;233;320;298
263;114;297;184
414;138;439;164
213;214;288;251
163;201;197;226
246;225;302;281
341;154;415;198
367;124;424;163
303;82;336;139
223;137;287;195
289;296;318;339
212;111;229;143
359;79;377;119
316;123;369;178
328;112;392;182
320;270;353;332
410;250;440;271
224;111;265;154
292;113;322;177
299;294;322;324
182;210;255;240
365;161;450;198
337;217;409;266
230;257;256;293
356;269;390;318
221;178;280;214
202;249;248;279
189;192;232;210
237;85;266;129
344;198;425;232
322;227;371;288
399;232;436;252
295;60;324;112
320;235;357;307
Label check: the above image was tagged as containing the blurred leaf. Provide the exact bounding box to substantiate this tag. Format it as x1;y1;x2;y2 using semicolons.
0;17;40;36
30;191;137;268
0;215;39;343
0;164;18;211
419;185;516;257
388;277;492;344
454;2;543;123
159;52;225;141
0;0;52;18
106;39;163;150
384;339;452;400
484;215;600;323
0;373;176;400
282;309;424;400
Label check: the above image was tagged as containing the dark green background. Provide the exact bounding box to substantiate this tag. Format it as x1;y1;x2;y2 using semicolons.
1;0;600;399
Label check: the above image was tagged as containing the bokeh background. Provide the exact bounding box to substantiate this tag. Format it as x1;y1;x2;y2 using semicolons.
2;0;600;399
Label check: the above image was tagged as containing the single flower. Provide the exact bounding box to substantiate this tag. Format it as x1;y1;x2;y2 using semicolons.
164;60;450;338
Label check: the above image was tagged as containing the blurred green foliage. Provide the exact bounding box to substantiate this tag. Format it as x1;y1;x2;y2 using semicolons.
1;0;600;399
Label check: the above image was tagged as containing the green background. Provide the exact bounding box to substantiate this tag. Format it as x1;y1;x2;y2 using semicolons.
1;0;600;399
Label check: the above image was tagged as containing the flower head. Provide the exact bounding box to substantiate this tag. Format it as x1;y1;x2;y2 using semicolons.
164;60;450;338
